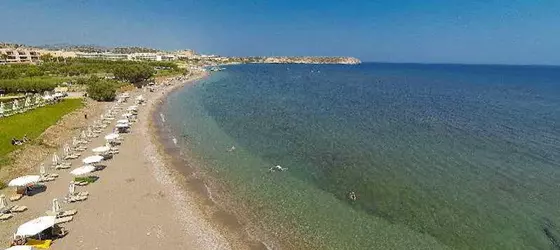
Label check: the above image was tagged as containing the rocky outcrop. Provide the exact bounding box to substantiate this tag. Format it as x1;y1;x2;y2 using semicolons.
261;56;361;65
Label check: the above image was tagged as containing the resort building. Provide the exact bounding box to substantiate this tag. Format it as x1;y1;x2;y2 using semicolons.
0;48;41;63
76;52;130;60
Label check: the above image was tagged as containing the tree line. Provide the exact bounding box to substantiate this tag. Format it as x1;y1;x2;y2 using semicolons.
0;58;183;100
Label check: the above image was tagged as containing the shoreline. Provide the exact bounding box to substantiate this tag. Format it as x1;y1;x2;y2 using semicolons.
149;71;272;249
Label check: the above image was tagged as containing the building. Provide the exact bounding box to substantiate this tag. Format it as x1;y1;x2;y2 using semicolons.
76;52;130;60
129;53;159;61
0;48;41;63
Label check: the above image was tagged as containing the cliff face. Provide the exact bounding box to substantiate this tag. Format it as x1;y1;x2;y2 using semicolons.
262;56;361;65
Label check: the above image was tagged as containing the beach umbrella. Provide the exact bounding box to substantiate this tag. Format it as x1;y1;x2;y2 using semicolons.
6;246;36;250
51;198;61;214
72;137;79;147
8;175;40;187
127;105;138;111
24;97;31;108
116;119;129;124
122;113;133;118
92;146;110;154
12;99;19;110
104;133;119;141
0;194;8;208
52;153;60;166
15;216;56;237
68;183;75;195
100;114;105;120
63;143;71;155
70;165;96;176
80;130;87;139
82;155;103;165
39;163;46;176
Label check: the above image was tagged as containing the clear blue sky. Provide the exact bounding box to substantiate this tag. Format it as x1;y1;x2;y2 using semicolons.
1;0;559;65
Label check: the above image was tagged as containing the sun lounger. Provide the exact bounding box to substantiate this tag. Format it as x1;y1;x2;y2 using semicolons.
0;213;13;220
55;164;71;170
26;239;52;248
9;194;23;202
10;205;27;213
72;181;89;186
77;191;89;196
64;153;80;160
67;195;87;203
39;176;56;182
55;215;74;224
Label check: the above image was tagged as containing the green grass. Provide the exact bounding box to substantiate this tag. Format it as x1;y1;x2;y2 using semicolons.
0;99;83;164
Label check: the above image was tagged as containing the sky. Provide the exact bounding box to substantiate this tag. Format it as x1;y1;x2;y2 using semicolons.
1;0;559;65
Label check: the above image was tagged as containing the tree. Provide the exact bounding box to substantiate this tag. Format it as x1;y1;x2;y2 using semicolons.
112;64;155;86
86;77;117;101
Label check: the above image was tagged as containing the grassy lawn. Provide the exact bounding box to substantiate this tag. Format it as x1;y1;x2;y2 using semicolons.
0;99;83;164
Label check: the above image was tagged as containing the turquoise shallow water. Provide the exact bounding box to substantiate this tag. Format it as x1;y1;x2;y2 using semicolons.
163;63;560;249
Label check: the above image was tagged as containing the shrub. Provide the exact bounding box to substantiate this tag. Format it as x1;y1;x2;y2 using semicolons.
86;78;117;101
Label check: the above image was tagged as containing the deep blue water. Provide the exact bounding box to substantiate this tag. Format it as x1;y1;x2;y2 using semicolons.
163;63;560;249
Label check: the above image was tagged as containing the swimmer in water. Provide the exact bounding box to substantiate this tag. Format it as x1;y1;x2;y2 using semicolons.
227;146;236;152
348;191;357;201
268;165;287;172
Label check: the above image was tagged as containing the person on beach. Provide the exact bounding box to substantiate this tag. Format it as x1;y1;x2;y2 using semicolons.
84;114;88;119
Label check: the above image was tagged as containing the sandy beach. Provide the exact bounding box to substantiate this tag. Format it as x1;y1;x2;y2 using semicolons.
0;71;235;249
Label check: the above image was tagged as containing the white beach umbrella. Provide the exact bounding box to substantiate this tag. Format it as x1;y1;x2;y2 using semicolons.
104;133;119;141
8;175;40;187
80;130;87;139
92;146;110;154
63;143;71;155
122;113;133;118
136;95;144;101
116;119;129;124
0;194;8;208
6;246;36;250
34;94;41;104
15;216;56;237
72;137;79;147
24;97;31;107
70;165;96;176
68;183;75;195
82;155;103;165
51;198;61;214
39;163;46;176
127;106;138;111
52;153;60;166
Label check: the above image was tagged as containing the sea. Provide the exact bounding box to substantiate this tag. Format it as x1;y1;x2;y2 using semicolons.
159;63;560;249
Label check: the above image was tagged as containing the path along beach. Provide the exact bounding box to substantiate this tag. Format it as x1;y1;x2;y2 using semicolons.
0;71;237;249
